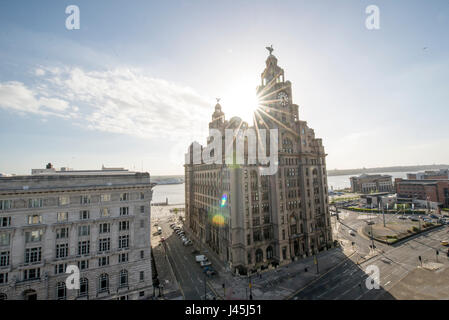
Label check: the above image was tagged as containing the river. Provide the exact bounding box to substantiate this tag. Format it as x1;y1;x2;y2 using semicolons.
152;171;415;205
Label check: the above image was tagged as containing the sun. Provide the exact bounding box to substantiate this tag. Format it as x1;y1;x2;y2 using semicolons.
222;79;261;124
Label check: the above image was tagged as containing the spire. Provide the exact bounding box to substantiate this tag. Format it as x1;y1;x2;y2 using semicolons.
261;45;284;86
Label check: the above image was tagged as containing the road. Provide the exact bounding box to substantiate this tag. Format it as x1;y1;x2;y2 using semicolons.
159;217;217;300
293;210;449;300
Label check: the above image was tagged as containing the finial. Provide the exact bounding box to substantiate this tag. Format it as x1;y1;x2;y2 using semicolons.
265;44;274;55
216;98;221;103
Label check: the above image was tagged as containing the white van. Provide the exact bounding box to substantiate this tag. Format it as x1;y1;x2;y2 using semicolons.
195;255;207;263
157;227;162;234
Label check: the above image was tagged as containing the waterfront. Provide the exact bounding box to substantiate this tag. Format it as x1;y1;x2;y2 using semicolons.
152;171;415;205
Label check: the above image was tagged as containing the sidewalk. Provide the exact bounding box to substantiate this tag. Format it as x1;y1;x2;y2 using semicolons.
151;237;183;299
207;247;352;300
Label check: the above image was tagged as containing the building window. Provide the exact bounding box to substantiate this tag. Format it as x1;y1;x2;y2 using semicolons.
80;195;91;205
78;259;89;270
118;252;128;263
100;208;109;217
100;194;111;202
78;240;90;255
56;281;66;300
140;206;145;213
25;247;42;263
98;238;110;252
0;251;10;266
140;220;145;228
247;252;252;264
28;199;43;208
140;250;144;259
118;235;129;249
25;230;42;243
0;217;11;227
0;293;6;300
56;243;69;259
120;193;129;201
140;192;145;200
78;225;90;237
282;247;287;260
79;278;89;297
79;210;90;220
0;200;12;211
119;207;129;216
54;263;67;275
28;214;42;225
99;223;110;234
139;271;144;282
119;221;129;231
99;273;109;293
57;212;68;222
119;269;128;287
139;291;145;297
56;227;69;239
0;233;10;246
255;249;263;263
23;268;40;281
98;256;109;267
59;196;70;206
0;272;8;284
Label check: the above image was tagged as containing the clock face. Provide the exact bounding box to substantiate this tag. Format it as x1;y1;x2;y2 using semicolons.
277;91;289;106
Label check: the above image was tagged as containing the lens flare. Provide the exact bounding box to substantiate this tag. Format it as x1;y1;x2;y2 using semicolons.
220;194;228;207
212;214;225;226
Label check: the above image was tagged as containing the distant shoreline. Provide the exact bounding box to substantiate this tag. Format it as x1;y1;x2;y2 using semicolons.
327;164;449;177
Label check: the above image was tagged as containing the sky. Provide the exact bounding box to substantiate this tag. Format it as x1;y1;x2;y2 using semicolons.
0;0;448;175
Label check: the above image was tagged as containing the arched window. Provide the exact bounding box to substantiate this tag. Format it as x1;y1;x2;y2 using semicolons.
255;249;263;263
0;293;6;300
99;273;109;293
79;277;88;297
56;281;66;300
119;269;128;287
266;246;273;259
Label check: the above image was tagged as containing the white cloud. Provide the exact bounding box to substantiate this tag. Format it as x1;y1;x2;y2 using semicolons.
0;67;212;142
0;81;69;117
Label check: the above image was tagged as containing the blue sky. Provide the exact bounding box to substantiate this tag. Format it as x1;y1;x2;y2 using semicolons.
0;0;448;175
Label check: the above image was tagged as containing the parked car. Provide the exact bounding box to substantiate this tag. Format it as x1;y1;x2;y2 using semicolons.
200;260;212;267
195;255;208;263
398;216;407;220
441;240;449;246
191;249;200;255
160;237;165;242
183;240;193;246
411;217;419;222
349;230;356;236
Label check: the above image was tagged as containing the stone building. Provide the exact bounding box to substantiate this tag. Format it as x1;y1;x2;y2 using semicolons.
395;178;449;209
184;48;333;275
0;166;153;300
350;174;394;194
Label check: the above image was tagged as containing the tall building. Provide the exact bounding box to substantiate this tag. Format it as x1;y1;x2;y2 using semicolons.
184;48;333;274
350;174;394;194
0;166;153;300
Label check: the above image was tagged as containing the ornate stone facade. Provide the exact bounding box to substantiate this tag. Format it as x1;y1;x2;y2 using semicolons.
0;168;153;300
185;49;333;274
